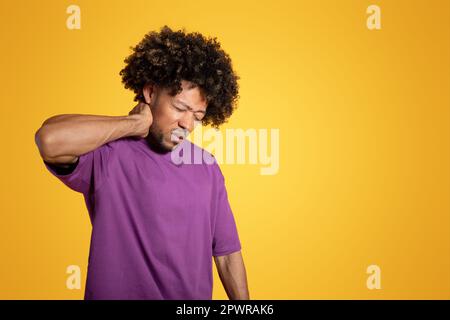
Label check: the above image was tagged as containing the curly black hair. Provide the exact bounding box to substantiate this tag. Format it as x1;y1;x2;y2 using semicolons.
119;26;240;128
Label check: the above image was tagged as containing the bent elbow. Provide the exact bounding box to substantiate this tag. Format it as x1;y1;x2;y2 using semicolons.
35;126;58;162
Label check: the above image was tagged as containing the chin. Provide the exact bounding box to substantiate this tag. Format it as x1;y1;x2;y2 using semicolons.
145;133;173;153
161;139;178;151
168;141;181;151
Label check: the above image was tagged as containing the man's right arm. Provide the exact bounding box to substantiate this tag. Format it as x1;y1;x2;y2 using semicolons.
34;102;152;166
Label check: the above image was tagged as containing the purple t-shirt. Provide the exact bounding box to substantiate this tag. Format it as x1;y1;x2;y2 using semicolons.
44;137;241;300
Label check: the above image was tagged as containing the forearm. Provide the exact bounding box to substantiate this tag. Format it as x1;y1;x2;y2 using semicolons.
35;114;142;163
214;251;250;300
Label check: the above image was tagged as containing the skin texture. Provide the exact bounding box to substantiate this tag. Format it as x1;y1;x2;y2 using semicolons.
214;251;250;300
34;80;249;300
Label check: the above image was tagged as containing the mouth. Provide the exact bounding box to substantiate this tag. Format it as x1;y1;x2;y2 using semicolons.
171;135;183;143
170;129;187;144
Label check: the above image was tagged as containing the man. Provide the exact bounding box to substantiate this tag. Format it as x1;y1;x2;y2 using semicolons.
35;26;249;300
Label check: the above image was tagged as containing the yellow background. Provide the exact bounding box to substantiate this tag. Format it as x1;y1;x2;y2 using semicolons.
0;0;449;299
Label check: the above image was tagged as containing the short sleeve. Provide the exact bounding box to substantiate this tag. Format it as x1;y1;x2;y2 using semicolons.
43;143;111;195
211;164;242;257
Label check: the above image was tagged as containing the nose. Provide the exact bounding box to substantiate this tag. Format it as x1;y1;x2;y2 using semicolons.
178;111;195;133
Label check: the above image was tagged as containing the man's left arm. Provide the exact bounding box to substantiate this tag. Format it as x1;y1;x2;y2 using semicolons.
214;250;250;300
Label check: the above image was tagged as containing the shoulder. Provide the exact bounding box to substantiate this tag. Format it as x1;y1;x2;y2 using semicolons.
86;137;145;169
102;137;144;155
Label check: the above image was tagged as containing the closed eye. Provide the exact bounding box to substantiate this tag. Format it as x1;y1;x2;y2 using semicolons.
172;104;186;112
172;102;205;121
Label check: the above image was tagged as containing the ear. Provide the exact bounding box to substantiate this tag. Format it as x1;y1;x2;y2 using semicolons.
142;83;156;105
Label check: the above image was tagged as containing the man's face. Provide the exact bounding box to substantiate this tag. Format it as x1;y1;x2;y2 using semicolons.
145;80;207;152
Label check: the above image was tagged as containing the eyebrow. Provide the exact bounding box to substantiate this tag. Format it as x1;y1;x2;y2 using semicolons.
174;99;206;114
